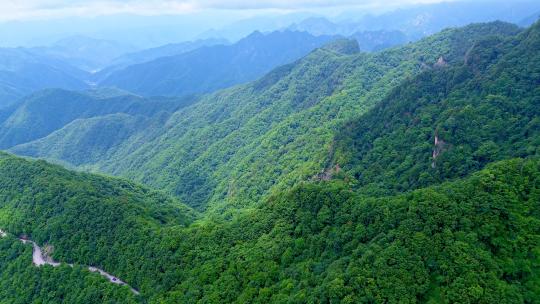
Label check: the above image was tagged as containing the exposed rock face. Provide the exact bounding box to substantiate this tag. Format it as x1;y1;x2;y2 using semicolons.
432;134;446;168
434;56;448;67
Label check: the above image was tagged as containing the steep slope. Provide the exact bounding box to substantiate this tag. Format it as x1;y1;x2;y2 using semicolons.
0;89;194;149
0;236;140;303
11;112;170;167
10;22;523;213
100;30;336;96
90;22;521;212
157;158;540;303
0;152;196;299
333;20;540;197
1;153;538;302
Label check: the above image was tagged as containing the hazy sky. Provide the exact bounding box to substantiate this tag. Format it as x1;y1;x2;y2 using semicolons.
1;0;455;21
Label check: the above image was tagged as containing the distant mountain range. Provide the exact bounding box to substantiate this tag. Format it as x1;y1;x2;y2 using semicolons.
94;38;228;81
0;48;89;108
284;1;540;43
99;30;337;97
30;36;138;72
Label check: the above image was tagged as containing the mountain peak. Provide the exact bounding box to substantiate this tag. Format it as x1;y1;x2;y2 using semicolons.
322;38;360;55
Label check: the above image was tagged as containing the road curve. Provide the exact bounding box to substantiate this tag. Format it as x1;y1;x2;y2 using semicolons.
1;229;140;295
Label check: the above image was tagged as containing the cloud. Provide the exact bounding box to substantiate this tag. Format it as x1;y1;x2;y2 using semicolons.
0;0;452;21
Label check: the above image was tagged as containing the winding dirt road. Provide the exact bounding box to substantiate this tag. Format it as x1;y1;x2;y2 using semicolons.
0;229;139;295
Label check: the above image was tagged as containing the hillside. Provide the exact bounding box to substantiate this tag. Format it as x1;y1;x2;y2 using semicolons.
9;22;525;214
99;30;336;96
92;21;523;212
0;152;196;301
333;20;540;196
0;48;89;107
157;157;540;303
0;153;538;302
0;236;141;303
0;89;195;149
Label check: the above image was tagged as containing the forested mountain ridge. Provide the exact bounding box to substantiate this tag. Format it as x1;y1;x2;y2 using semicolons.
0;152;196;301
84;21;522;213
0;19;539;304
99;30;337;97
333;19;540;196
0;88;195;149
0;153;538;302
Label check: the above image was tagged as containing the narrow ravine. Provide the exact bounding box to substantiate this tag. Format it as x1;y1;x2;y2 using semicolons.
0;229;140;295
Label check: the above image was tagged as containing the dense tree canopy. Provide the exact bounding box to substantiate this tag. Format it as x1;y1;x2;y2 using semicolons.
0;21;539;303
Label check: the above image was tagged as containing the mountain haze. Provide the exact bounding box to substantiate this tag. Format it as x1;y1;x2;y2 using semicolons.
100;30;336;97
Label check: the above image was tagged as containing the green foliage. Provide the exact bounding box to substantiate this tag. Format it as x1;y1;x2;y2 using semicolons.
151;158;540;303
1;152;539;303
88;21;520;213
1;88;194;149
0;236;140;304
0;152;196;297
334;21;540;196
1;22;539;303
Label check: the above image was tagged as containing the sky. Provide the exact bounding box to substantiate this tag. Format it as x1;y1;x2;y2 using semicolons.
0;0;455;22
3;0;529;48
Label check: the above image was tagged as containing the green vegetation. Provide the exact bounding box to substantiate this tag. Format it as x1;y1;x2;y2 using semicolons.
1;152;538;303
0;88;194;149
100;30;336;96
1;21;539;303
90;21;521;213
334;20;540;196
156;158;540;303
0;152;196;297
0;236;140;304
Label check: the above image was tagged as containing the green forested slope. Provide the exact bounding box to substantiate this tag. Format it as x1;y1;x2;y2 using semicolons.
0;89;194;149
90;21;521;212
10;113;168;167
1;153;538;303
333;20;540;196
0;236;140;304
0;21;539;304
0;152;196;297
157;158;540;303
